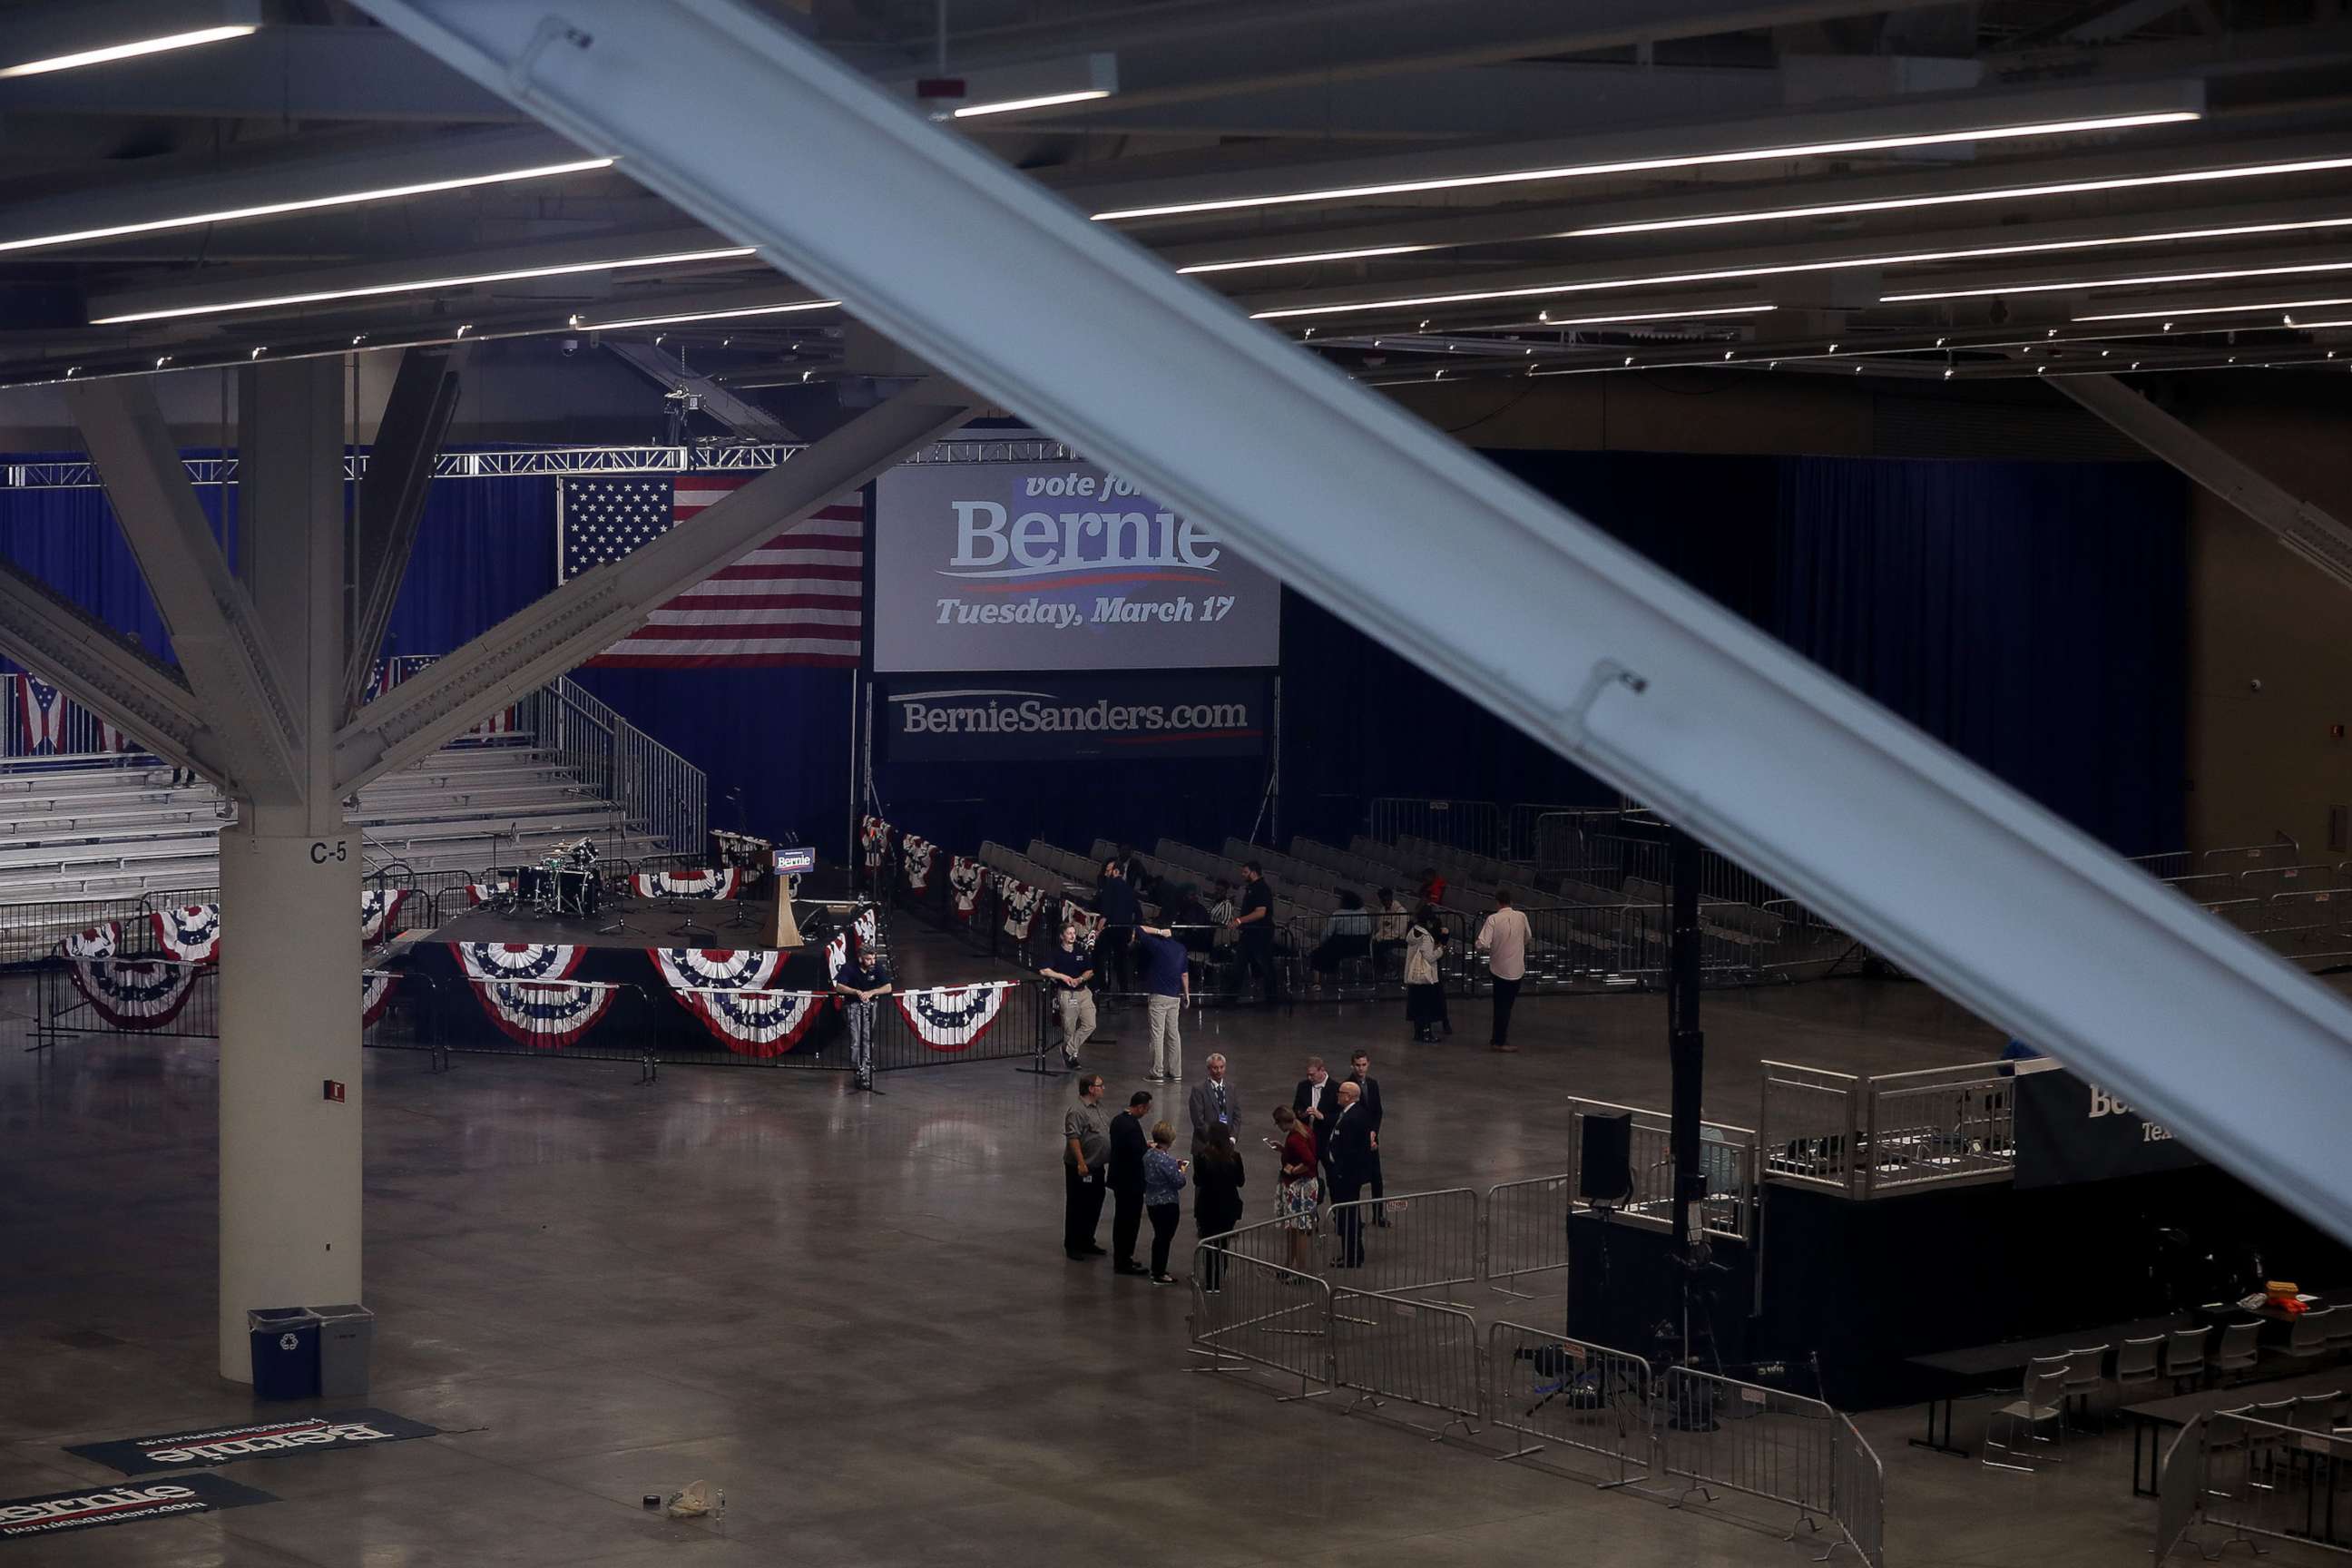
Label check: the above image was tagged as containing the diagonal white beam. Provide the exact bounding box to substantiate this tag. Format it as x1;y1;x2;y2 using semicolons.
333;379;973;791
65;378;305;803
2053;373;2352;593
354;0;2352;1240
348;345;467;718
0;557;211;774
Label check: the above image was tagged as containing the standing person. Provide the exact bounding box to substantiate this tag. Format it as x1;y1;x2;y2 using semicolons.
1187;1052;1240;1157
1417;865;1448;908
1038;922;1096;1069
1292;1057;1338;1186
1170;884;1215;956
1325;1081;1376;1269
1371;887;1409;978
1405;905;1446;1042
1135;922;1191;1083
1063;1074;1111;1259
1308;890;1373;989
1142;1122;1189;1284
1477;887;1532;1053
1230;861;1281;1006
832;940;893;1091
1192;1123;1246;1292
1272;1104;1319;1276
1093;858;1142;997
1110;1090;1154;1277
1117;843;1153;899
1346;1049;1387;1224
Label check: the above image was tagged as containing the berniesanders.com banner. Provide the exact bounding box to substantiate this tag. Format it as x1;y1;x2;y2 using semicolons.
882;672;1269;761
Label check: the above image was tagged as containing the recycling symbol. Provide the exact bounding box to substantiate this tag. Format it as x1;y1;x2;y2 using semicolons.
279;1332;300;1352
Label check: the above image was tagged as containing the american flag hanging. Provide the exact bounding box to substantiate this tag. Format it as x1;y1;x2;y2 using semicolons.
557;473;865;667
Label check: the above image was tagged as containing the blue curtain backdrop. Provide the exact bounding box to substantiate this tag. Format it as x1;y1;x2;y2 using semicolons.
0;448;2186;860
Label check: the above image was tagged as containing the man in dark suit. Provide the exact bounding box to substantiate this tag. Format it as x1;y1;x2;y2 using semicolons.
1109;1090;1153;1276
1346;1048;1386;1223
1326;1080;1377;1269
1292;1057;1338;1183
1094;859;1142;995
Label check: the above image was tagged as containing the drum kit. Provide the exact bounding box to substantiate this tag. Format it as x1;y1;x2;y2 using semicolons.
497;838;606;920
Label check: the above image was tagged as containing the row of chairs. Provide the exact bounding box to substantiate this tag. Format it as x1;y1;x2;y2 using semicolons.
1988;1307;2352;1471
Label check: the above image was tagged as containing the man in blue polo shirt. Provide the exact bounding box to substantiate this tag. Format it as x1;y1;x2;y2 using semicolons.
1135;921;1191;1084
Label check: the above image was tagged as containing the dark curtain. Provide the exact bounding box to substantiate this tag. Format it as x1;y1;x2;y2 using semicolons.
1773;457;2186;856
380;475;556;662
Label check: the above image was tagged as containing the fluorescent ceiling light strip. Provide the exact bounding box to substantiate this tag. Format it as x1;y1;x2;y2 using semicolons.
1181;244;1438;275
90;245;758;325
1252;212;2352;320
2287;316;2352;328
1884;255;2352;303
1567;155;2352;239
0;157;615;257
583;299;839;329
953;89;1110;118
1540;304;1774;326
2075;295;2352;321
1093;110;2199;221
0;24;254;79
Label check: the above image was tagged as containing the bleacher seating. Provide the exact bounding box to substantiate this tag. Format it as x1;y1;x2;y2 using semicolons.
0;740;674;960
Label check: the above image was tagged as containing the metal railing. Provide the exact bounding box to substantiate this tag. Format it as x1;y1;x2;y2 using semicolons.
1482;1174;1573;1298
1565;1099;1757;1241
2154;1415;2210;1564
1483;1321;1653;1485
1369;798;1503;858
1321;1186;1481;1304
2193;1410;2352;1558
1188;1225;1335;1401
1331;1288;1485;1441
1658;1366;1840;1550
1758;1057;2016;1199
1832;1413;1886;1567
516;674;706;855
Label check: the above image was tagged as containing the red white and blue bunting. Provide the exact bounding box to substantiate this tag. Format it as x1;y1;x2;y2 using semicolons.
859;815;891;871
894;982;1011;1053
68;957;201;1030
631;867;741;901
448;942;614;1050
902;835;936;894
853;905;878;953
1061;899;1106;946
361;968;401;1027
149;903;222;965
824;930;850;985
651;952;823;1057
649;947;786;993
60;922;119;960
997;876;1043;941
948;856;985;922
463;879;513;906
359;888;411;946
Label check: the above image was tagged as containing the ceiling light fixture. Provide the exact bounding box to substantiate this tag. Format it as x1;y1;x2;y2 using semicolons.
1884;253;2352;303
581;299;840;331
1094;109;2200;221
1255;214;2352;321
0;156;613;258
1180;244;1436;276
953;88;1110;118
89;245;757;325
2076;294;2352;322
1563;153;2352;240
0;23;253;80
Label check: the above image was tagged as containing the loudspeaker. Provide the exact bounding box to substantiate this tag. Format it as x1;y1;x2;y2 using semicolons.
1579;1113;1633;1203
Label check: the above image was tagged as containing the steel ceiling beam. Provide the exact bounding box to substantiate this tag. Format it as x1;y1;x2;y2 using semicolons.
332;378;974;791
347;345;467;720
603;338;797;442
354;0;2352;1241
2052;373;2352;593
0;556;210;774
65;378;305;803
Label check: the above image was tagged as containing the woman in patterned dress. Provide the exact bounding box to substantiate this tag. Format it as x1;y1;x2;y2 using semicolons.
1273;1104;1319;1276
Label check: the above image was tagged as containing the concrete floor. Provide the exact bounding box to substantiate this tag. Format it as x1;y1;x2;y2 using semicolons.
0;956;2278;1567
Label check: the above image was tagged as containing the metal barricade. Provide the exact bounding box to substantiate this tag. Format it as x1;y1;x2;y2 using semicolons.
1858;1062;2016;1193
1330;1288;1484;1440
1320;1185;1481;1303
2199;1410;2352;1557
1482;1174;1571;1298
1832;1412;1886;1567
2154;1414;2209;1563
1759;1062;1863;1194
1368;798;1502;859
1483;1321;1653;1485
1188;1226;1333;1401
1656;1366;1840;1547
1566;1101;1755;1240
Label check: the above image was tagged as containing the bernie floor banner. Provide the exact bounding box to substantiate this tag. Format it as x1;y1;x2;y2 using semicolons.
1;1475;276;1542
66;1410;440;1476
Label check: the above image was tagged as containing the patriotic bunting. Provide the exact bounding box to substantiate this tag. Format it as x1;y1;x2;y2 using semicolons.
652;952;824;1055
149;903;221;965
630;867;741;901
359;888;411;946
998;876;1043;941
859;815;891;870
1061;899;1106;946
61;922;119;960
451;943;584;983
948;856;985;922
649;947;786;993
361;969;401;1027
464;879;513;906
902;835;936;894
448;942;613;1049
894;982;1011;1053
68;958;201;1030
853;905;878;953
824;930;850;985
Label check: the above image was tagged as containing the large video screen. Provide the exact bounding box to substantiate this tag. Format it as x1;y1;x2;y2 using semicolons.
872;463;1281;671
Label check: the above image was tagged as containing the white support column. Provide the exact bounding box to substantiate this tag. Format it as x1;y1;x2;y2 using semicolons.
216;359;359;1379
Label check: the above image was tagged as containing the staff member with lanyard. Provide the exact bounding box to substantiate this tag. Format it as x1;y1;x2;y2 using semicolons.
833;942;893;1091
1038;920;1096;1069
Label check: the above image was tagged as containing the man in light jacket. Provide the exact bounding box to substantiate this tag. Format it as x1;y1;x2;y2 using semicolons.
1476;887;1532;1053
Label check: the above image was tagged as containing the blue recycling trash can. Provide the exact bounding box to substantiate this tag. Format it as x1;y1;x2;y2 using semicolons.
247;1308;321;1400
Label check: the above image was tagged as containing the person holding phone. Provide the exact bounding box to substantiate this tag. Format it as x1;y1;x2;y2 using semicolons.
1141;1121;1190;1284
1272;1104;1319;1276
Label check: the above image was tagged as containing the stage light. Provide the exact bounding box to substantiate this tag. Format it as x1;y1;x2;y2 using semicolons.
89;246;758;325
576;299;840;331
0;23;252;80
0;157;613;258
1094;110;2200;221
954;89;1110;118
1884;254;2352;302
1255;215;2352;321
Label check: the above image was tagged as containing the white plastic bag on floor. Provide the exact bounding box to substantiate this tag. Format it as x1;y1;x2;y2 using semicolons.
666;1481;713;1518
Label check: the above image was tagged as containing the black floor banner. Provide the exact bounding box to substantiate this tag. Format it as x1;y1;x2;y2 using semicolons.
2014;1063;2206;1188
1;1475;275;1542
66;1410;439;1476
